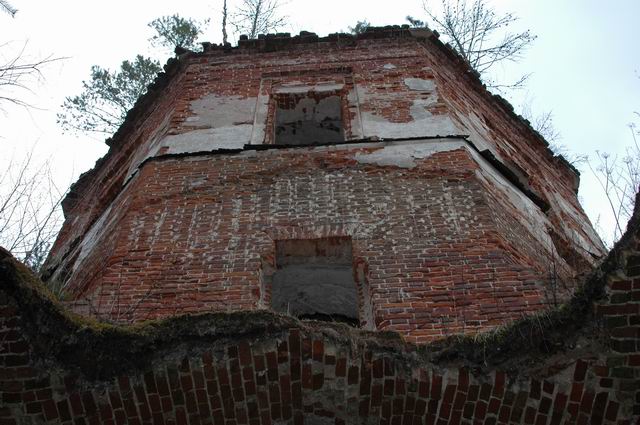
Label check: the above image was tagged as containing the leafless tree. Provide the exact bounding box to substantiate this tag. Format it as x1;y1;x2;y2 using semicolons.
527;110;560;144
231;0;287;39
411;0;536;88
0;42;63;109
348;20;370;35
1;3;65;109
588;120;640;245
0;149;66;272
517;97;589;167
520;98;560;142
222;0;229;45
0;0;17;17
1;5;66;272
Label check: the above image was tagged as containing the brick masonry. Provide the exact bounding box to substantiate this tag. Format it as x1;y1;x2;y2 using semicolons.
1;192;639;423
42;28;604;340
58;144;570;343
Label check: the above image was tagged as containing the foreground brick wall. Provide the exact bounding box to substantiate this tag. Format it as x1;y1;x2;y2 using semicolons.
1;196;639;423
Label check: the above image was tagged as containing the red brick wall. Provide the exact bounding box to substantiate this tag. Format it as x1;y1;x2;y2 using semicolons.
47;63;190;273
1;204;639;424
49;144;577;342
44;31;603;340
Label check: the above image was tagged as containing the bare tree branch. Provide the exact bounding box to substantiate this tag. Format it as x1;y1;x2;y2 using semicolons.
520;97;590;167
0;41;65;110
0;149;66;273
588;121;640;245
520;98;561;143
416;0;536;89
222;0;229;45
0;0;17;17
231;0;287;39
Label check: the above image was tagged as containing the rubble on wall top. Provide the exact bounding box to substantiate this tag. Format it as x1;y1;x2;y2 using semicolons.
186;25;580;179
196;25;417;53
62;25;578;216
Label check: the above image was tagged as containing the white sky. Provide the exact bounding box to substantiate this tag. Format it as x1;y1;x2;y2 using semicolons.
1;0;639;246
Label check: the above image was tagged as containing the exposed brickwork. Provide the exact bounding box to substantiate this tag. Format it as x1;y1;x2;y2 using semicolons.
53;145;577;342
43;30;604;343
1;207;639;423
49;62;190;274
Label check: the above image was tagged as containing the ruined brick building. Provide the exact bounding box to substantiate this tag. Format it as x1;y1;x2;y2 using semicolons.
2;27;639;424
43;27;604;342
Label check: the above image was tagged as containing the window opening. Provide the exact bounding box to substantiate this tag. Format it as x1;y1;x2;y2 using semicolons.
271;237;359;326
274;91;344;145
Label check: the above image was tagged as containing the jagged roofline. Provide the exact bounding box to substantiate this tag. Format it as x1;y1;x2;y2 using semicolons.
63;25;578;214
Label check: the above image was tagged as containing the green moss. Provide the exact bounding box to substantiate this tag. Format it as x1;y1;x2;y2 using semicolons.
1;191;638;382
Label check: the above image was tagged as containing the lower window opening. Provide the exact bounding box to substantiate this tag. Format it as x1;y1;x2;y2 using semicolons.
271;237;359;326
297;313;360;327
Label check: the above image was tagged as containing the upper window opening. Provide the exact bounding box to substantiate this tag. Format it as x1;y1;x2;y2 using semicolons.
274;91;344;146
271;237;359;326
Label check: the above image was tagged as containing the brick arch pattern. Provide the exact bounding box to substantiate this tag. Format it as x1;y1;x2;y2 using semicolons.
1;194;640;424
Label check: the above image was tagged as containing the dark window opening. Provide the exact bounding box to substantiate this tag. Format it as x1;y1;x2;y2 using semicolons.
274;91;344;146
271;237;359;326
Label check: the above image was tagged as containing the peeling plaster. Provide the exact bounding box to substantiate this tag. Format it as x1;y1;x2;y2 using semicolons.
450;108;604;257
187;94;256;127
355;139;557;256
274;83;344;94
126;114;172;180
250;79;272;145
72;202;115;274
153;94;258;157
404;78;435;92
160;126;253;154
357;84;460;139
550;192;606;257
472;154;553;249
451;109;494;153
354;139;467;168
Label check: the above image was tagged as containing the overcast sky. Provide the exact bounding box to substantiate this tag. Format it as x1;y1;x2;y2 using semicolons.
1;0;639;246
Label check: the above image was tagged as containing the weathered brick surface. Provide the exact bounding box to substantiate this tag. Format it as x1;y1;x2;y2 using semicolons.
1;201;640;424
56;145;572;342
43;29;604;340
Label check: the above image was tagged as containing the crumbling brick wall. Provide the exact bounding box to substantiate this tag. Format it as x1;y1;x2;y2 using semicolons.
54;143;573;341
43;28;605;338
1;190;639;423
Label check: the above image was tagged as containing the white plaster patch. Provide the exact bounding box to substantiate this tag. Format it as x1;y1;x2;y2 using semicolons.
274;83;344;94
143;94;259;157
159;125;252;154
360;108;460;139
354;139;559;255
68;199;121;282
452;110;494;153
250;80;272;145
550;191;606;257
354;139;467;168
404;78;436;92
357;85;462;139
125;114;172;180
383;63;397;69
469;149;554;250
187;94;256;127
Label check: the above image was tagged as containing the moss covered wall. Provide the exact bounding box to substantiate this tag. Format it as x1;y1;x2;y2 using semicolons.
1;195;640;423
